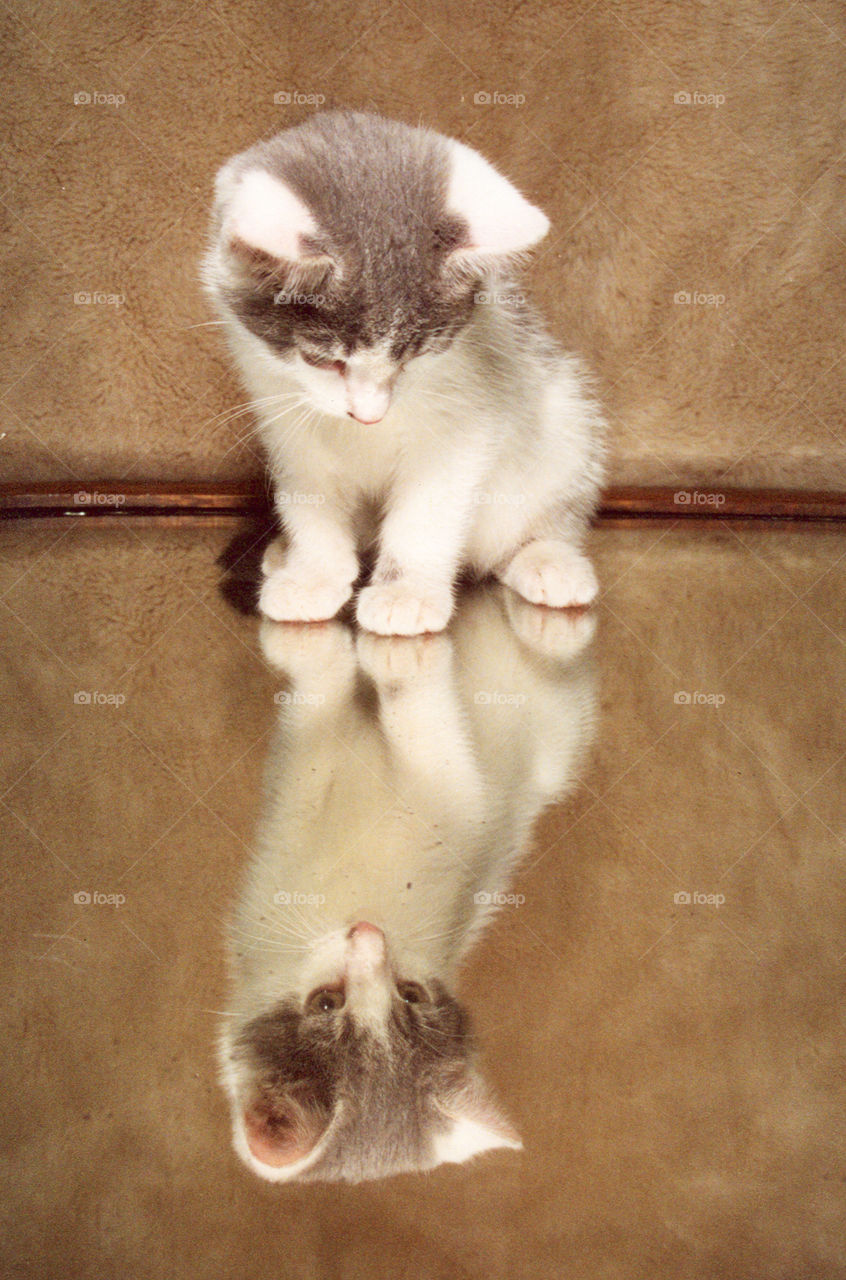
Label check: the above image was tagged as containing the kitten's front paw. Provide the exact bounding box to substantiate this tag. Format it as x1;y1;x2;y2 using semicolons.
500;541;598;609
356;580;453;636
259;567;354;623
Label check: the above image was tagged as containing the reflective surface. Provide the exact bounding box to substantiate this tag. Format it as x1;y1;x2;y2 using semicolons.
2;521;844;1275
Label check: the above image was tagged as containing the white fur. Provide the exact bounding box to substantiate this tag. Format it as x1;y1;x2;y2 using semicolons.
209;305;604;634
446;138;550;254
432;1114;522;1165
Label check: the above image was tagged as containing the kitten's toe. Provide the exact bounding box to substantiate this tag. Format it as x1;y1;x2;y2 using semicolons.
500;541;598;609
356;580;453;636
259;568;353;622
504;591;597;659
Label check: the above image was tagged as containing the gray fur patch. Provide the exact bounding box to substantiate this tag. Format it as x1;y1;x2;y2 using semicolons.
235;980;473;1181
214;111;480;361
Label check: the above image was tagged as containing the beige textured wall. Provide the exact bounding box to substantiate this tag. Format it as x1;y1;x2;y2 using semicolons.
2;0;844;488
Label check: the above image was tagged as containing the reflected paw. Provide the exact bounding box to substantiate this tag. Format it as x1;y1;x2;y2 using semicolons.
356;630;453;683
505;592;596;660
258;618;355;675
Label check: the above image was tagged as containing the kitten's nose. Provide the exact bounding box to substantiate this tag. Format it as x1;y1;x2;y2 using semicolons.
345;374;392;424
347;921;384;942
345;921;386;974
348;409;386;425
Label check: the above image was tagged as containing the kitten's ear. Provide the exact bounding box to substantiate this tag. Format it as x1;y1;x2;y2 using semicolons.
236;1092;330;1181
433;1071;523;1166
215;165;334;285
445;140;550;259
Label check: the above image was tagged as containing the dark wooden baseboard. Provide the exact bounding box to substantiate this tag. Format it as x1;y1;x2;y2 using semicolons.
1;481;845;523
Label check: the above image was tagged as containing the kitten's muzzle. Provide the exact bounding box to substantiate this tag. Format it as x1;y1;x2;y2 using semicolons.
345;921;388;977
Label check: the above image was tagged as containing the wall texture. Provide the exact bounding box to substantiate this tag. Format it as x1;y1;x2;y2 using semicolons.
2;0;844;489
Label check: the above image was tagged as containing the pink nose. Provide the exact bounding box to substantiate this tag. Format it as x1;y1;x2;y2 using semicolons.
347;921;383;940
348;411;385;425
345;376;392;424
345;921;386;977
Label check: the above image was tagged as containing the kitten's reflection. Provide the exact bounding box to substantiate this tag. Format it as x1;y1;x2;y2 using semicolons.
221;587;597;1183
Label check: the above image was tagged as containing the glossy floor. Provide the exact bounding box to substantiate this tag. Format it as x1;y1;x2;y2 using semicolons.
1;520;844;1278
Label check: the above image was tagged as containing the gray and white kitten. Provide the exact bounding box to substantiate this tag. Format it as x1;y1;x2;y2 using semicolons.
204;111;606;636
220;588;597;1183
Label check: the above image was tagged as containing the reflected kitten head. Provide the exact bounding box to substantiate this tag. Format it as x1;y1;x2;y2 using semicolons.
204;110;549;423
221;921;521;1183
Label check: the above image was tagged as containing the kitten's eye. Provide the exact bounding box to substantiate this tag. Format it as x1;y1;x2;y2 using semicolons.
300;351;346;374
305;987;345;1014
397;981;428;1005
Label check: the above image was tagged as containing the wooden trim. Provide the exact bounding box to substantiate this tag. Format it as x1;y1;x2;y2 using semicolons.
0;481;268;517
598;486;846;521
1;481;845;522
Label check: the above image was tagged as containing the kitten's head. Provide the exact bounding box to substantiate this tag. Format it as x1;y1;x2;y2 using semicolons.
221;920;521;1183
204;111;549;423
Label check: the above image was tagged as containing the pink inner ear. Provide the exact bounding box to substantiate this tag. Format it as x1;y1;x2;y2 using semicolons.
243;1098;322;1168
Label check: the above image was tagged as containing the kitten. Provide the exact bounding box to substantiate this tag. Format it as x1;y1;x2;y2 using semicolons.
220;587;597;1182
203;111;606;636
